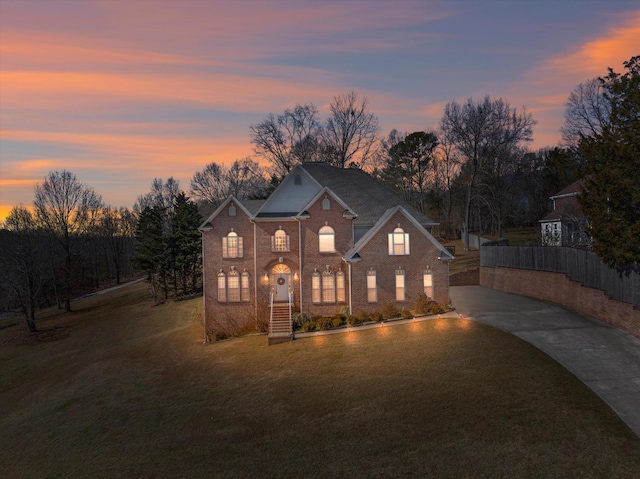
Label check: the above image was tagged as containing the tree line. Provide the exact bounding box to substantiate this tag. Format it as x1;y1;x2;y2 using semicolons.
2;56;637;331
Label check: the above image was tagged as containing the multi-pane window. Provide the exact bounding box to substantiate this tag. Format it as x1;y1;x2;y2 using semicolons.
312;271;321;303
222;231;243;258
388;227;410;256
318;225;335;253
367;269;377;303
272;228;290;252
336;270;346;303
423;270;433;299
241;271;250;302
217;271;226;302
227;270;240;302
395;269;405;301
322;271;336;303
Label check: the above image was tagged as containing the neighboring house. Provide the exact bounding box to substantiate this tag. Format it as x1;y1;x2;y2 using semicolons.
539;179;590;247
199;163;454;342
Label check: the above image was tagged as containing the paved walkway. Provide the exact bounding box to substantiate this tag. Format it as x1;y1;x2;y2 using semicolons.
451;285;640;438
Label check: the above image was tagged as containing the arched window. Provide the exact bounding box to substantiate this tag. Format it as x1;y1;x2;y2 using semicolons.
322;270;336;303
272;228;290;252
227;269;240;302
388;227;410;256
217;271;226;302
318;225;335;253
336;270;346;303
223;231;243;258
322;197;331;210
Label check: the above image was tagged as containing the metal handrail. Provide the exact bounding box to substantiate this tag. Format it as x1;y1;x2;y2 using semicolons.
269;292;274;334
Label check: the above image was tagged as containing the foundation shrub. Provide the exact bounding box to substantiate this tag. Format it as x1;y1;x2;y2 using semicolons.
401;309;413;319
381;302;400;320
292;312;309;330
413;294;444;315
346;315;358;326
355;310;370;323
316;317;333;330
331;314;344;328
370;311;384;322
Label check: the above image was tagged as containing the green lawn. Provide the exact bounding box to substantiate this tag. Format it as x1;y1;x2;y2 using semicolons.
1;281;639;478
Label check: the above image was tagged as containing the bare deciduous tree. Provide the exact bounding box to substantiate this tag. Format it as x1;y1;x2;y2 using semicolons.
190;158;268;206
441;96;535;249
33;170;103;312
561;78;611;148
321;91;380;168
250;104;321;176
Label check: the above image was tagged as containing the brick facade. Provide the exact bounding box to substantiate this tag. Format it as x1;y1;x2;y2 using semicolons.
201;164;453;341
480;266;640;339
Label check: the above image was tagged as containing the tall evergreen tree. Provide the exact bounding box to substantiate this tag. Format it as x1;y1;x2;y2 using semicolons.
172;193;202;294
579;56;640;268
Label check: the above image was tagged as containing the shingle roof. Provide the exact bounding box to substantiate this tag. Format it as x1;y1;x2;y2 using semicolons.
551;179;585;199
300;163;437;227
238;199;266;215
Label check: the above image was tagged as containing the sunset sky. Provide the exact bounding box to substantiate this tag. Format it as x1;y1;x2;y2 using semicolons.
1;0;639;221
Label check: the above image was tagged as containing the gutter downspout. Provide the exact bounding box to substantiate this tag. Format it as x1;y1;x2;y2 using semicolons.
348;261;353;316
200;230;207;343
251;219;258;328
295;217;303;313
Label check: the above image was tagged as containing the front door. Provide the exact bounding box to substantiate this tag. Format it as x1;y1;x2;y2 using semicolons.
273;273;289;302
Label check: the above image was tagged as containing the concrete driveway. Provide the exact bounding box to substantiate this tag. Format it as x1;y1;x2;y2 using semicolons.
451;285;640;438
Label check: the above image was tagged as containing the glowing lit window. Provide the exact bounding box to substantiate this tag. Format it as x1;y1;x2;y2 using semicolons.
241;271;250;302
367;270;377;303
227;270;240;302
388;227;410;256
312;271;321;303
395;269;405;301
222;231;243;258
423;270;433;299
319;225;335;253
217;271;226;302
322;271;335;303
272;228;290;252
336;270;346;303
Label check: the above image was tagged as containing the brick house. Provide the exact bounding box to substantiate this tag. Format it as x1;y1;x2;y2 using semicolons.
540;179;590;247
199;163;453;342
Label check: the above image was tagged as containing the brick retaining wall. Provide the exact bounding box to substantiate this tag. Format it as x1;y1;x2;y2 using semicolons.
480;266;640;339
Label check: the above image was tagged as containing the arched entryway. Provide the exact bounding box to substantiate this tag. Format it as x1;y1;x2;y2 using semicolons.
271;264;291;302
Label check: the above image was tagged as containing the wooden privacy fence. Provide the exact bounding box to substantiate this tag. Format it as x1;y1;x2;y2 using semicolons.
481;246;640;309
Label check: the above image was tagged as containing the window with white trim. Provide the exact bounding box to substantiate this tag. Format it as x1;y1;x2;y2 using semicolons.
423;269;433;299
322;270;336;303
241;271;250;302
222;231;243;258
271;228;290;252
227;270;240;302
388;227;410;255
217;271;226;302
318;225;335;253
312;271;321;303
336;270;346;303
367;269;377;303
395;269;405;301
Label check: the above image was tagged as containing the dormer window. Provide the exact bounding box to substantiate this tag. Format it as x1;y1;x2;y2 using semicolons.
388;227;410;255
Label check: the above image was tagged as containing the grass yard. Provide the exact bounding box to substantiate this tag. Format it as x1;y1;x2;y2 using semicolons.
1;282;639;478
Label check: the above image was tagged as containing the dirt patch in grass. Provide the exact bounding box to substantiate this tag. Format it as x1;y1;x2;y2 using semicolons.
1;282;639;478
